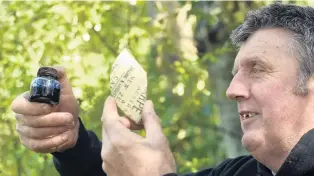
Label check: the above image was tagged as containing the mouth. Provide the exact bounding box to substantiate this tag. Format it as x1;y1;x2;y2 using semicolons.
239;111;258;121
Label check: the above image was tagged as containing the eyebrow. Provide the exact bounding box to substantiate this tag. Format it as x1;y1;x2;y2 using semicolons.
232;56;270;76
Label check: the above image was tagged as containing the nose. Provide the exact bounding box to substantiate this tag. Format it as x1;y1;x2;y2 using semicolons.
226;74;250;101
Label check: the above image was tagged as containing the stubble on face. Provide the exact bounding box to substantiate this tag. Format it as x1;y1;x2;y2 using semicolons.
230;28;314;171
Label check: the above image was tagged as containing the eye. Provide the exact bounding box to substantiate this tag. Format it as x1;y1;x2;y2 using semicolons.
252;67;261;73
252;65;265;73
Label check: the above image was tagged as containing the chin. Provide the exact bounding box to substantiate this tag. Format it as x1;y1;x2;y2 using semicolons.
241;130;264;153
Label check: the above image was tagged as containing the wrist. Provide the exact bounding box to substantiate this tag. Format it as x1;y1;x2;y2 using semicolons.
51;117;89;155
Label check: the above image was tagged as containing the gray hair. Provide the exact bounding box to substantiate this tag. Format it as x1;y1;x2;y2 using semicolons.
230;3;314;96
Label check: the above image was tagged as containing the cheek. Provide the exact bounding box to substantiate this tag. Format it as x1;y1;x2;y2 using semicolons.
253;81;304;128
253;81;295;121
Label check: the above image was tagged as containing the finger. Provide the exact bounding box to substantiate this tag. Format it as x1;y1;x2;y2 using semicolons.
56;121;80;152
102;121;137;147
51;66;66;82
15;112;75;128
101;128;112;160
119;117;144;130
102;116;143;149
101;130;121;175
51;66;73;95
20;132;68;153
102;96;143;142
102;161;117;176
102;162;108;174
101;96;119;125
11;92;55;116
16;125;70;139
142;100;164;141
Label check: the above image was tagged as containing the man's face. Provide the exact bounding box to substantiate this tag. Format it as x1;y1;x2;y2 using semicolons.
226;28;314;159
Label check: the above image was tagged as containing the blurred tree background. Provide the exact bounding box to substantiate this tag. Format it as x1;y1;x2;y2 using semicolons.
0;0;312;175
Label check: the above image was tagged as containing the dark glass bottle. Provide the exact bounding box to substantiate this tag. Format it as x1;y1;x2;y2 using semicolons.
29;67;61;105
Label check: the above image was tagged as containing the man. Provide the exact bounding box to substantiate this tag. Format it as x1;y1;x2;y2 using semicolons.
10;3;314;176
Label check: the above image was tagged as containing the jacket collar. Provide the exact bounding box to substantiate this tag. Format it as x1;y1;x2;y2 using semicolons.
257;161;273;176
275;129;314;176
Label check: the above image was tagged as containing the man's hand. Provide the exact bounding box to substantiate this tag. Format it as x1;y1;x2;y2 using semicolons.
10;66;80;153
101;96;177;176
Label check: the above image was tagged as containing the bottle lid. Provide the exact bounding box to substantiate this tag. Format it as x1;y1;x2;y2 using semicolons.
37;67;59;79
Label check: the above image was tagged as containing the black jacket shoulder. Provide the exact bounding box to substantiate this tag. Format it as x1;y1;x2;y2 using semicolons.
166;155;272;176
51;119;314;176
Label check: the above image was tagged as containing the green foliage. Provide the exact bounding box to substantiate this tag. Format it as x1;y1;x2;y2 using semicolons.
0;1;310;175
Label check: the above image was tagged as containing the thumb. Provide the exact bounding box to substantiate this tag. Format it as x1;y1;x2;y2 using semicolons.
142;100;164;144
102;96;119;124
51;66;73;95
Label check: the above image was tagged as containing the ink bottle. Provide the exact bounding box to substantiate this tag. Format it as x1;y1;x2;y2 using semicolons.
29;67;61;105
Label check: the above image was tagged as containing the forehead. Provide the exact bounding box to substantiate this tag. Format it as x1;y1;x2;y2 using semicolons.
233;28;297;73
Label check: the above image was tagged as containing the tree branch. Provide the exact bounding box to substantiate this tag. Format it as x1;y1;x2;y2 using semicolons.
91;30;118;56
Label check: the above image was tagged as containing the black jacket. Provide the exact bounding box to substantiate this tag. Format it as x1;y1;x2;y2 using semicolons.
52;118;314;176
